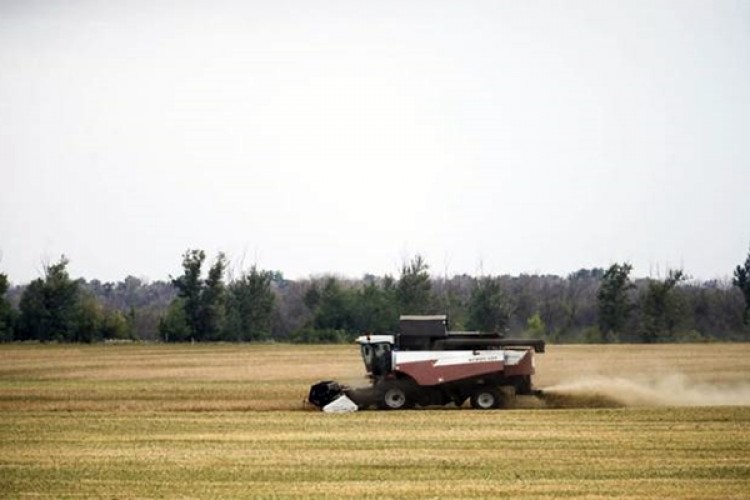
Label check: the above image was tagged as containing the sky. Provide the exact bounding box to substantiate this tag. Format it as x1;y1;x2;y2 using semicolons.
1;0;749;284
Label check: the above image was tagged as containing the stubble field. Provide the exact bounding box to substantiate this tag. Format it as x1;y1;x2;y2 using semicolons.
1;343;749;498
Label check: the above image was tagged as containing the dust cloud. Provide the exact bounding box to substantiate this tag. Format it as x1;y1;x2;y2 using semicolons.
541;373;750;408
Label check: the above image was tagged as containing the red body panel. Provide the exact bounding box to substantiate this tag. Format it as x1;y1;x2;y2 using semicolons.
503;350;534;377
395;357;505;386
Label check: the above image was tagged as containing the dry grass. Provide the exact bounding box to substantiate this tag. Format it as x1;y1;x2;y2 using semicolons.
1;343;749;498
1;343;748;411
0;343;359;411
534;343;750;386
2;408;748;498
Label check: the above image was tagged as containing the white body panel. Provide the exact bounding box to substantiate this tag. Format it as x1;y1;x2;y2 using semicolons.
394;349;526;367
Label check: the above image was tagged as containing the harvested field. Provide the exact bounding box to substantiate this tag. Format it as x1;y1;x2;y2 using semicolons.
1;343;749;498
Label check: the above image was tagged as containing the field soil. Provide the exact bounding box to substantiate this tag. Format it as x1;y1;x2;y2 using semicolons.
1;343;749;498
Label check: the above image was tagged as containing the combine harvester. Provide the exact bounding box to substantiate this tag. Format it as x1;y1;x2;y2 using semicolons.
309;315;545;411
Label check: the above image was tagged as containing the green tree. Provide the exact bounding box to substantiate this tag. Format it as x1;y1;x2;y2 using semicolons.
170;249;206;340
166;250;228;341
290;326;348;344
397;255;432;314
226;265;275;341
313;278;353;332
733;247;750;325
163;251;279;342
199;253;227;340
0;272;15;342
525;312;547;338
351;278;398;333
159;298;191;342
291;277;355;343
18;256;80;342
641;269;687;343
100;309;132;340
73;294;103;343
597;263;634;340
467;277;509;332
17;280;47;341
303;283;321;311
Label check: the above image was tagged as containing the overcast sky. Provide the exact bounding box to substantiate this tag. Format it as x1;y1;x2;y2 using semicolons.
1;0;749;284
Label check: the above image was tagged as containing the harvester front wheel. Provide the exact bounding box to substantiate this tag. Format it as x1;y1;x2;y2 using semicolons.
470;387;502;410
378;381;414;410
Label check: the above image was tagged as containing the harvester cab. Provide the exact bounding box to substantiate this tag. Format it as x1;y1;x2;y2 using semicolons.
357;335;394;378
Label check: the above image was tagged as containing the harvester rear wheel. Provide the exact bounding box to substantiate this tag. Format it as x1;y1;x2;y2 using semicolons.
377;381;414;410
470;387;502;410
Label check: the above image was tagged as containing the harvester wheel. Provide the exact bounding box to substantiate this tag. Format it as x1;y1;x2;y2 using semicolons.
470;387;502;410
378;381;414;410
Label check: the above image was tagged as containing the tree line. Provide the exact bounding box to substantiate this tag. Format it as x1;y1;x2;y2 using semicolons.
1;248;749;344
